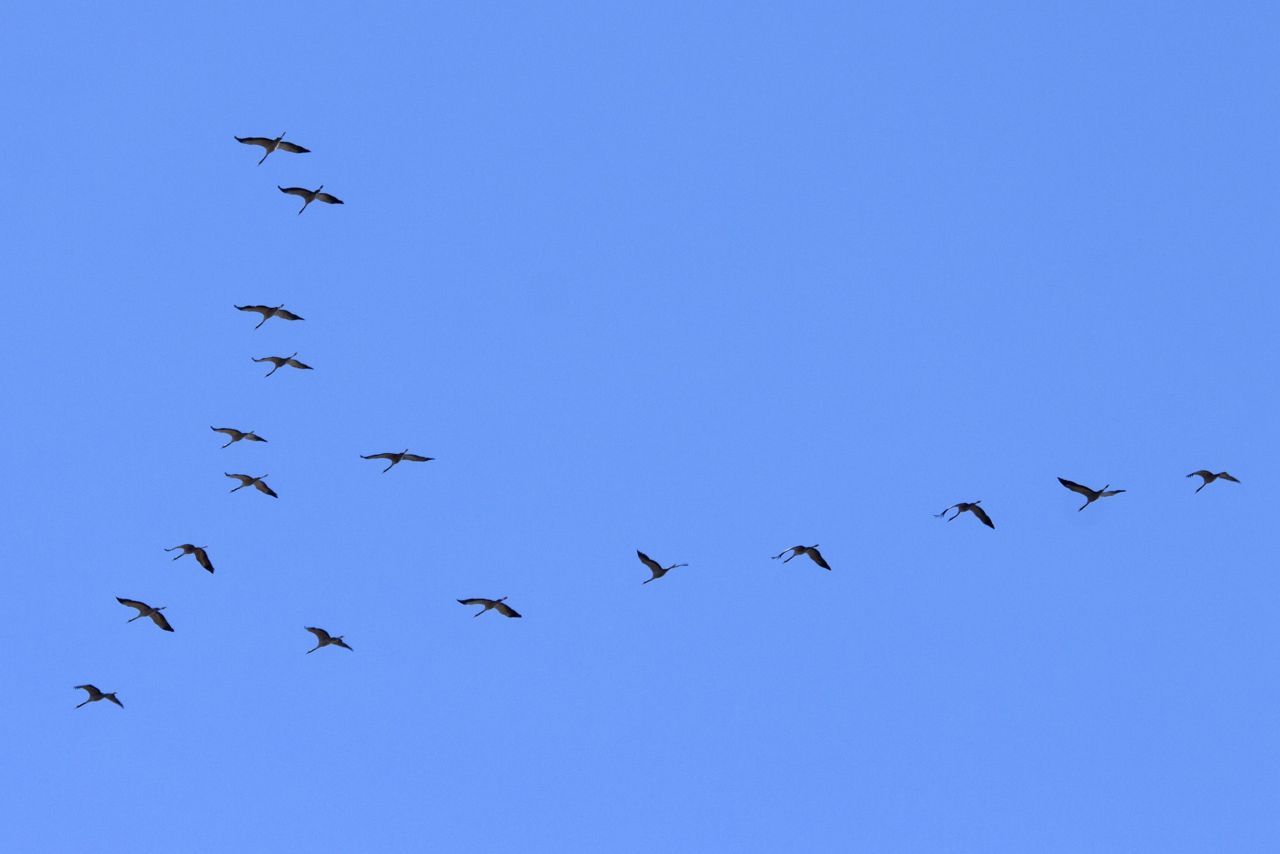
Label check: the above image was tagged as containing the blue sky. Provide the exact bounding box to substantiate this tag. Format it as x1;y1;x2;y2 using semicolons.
1;2;1276;850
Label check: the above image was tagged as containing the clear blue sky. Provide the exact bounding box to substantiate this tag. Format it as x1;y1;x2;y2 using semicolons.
2;2;1276;851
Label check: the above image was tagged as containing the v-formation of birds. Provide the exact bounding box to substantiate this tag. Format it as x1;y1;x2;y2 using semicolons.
73;133;1244;708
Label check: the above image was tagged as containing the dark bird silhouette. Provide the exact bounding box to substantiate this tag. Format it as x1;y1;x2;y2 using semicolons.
225;473;278;498
235;132;310;165
360;449;435;473
165;543;214;573
116;598;174;632
1058;477;1126;511
252;352;312;377
1187;470;1240;493
211;426;267;448
771;545;831;570
458;597;522;618
235;304;304;329
75;685;123;709
279;185;343;215
637;550;687;584
934;501;995;529
305;627;353;654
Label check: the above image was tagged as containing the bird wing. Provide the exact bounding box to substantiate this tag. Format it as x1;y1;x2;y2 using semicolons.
276;141;310;154
106;694;124;708
193;548;214;573
1187;470;1212;480
1058;478;1092;496
970;505;995;529
332;638;353;650
235;136;274;149
149;611;175;632
457;598;492;607
211;427;240;437
244;432;267;442
362;453;396;461
771;547;799;559
402;454;433;462
1101;488;1126;497
75;684;100;695
236;305;273;316
278;186;311;198
274;309;304;321
254;480;279;498
314;192;344;205
286;358;312;370
636;551;663;574
225;473;253;484
495;602;522;618
806;548;832;570
1219;473;1240;483
116;597;149;613
305;627;332;642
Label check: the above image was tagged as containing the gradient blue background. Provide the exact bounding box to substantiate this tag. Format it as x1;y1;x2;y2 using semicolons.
2;2;1275;851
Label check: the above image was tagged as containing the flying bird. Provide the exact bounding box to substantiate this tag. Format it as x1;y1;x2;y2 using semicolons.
771;545;831;570
225;473;278;498
211;426;267;448
234;304;304;329
458;597;522;618
75;685;123;709
279;185;343;215
305;627;352;654
252;352;312;377
1187;470;1240;493
1058;477;1126;511
116;598;174;632
360;449;435;473
164;543;214;573
934;501;995;529
637;550;688;584
235;132;310;165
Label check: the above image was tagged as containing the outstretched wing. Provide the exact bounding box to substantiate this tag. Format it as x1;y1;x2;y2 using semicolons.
362;453;396;461
314;192;344;205
970;505;995;529
211;427;240;437
806;548;832;570
636;551;663;574
193;547;214;573
402;454;434;463
274;309;304;321
305;627;332;642
75;684;100;694
458;598;492;607
1219;472;1241;483
235;305;273;316
1057;477;1092;496
277;141;310;154
278;186;311;198
235;136;274;149
105;694;124;708
243;432;267;443
286;358;313;370
495;602;522;618
149;611;175;632
116;597;149;613
225;473;253;484
254;480;279;498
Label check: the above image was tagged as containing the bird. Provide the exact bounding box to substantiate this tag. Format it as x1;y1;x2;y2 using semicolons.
934;501;995;529
771;545;832;570
458;597;522;618
278;185;343;215
75;685;123;709
1058;477;1126;511
360;449;435;473
210;426;267;448
637;550;688;584
305;627;353;654
1187;470;1241;493
164;543;214;573
235;132;309;165
225;473;278;498
116;597;174;632
252;353;312;377
234;304;305;329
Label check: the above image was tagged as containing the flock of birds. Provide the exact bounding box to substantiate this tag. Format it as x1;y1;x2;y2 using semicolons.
69;131;1245;711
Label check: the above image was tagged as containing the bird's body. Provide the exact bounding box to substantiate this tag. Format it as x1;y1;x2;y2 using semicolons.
225;473;278;498
235;304;304;329
361;449;435;473
165;543;214;573
1058;477;1126;511
637;550;688;583
211;426;267;448
1187;470;1240;493
772;545;831;570
458;597;522;618
75;684;123;708
252;352;312;377
235;133;309;165
935;501;995;529
116;597;174;632
279;185;343;215
305;627;353;653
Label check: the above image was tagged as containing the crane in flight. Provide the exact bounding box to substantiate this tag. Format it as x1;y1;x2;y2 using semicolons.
211;426;267;448
772;545;831;570
165;543;214;573
252;353;312;377
458;597;522;618
278;185;343;215
305;627;353;654
934;501;995;529
360;449;435;473
75;685;123;709
225;473;278;498
116;598;174;632
637;550;688;584
234;304;304;329
235;132;310;165
1187;470;1240;493
1058;477;1126;511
